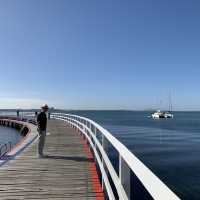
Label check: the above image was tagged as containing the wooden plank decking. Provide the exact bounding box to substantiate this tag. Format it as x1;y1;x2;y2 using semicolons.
0;119;103;199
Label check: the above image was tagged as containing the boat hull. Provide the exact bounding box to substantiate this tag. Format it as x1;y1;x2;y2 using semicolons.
152;112;173;119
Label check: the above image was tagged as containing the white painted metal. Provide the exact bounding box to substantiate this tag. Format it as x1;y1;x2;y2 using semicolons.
53;115;126;200
51;113;180;200
119;155;131;199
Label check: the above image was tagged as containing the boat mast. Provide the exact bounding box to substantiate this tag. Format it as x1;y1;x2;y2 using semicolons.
169;93;172;112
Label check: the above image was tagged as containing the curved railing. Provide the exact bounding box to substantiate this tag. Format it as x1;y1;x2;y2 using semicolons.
0;141;12;157
0;118;38;163
51;113;180;200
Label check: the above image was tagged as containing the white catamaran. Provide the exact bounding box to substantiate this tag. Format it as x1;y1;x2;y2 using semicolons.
151;110;173;119
151;95;174;119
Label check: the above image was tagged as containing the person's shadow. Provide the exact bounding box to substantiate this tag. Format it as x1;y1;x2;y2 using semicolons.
43;155;93;162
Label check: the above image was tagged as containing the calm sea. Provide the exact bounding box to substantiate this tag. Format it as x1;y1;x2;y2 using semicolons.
0;126;22;147
69;111;200;200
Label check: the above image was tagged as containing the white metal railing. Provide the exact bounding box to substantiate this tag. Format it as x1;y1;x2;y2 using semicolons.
51;113;180;200
0;141;12;157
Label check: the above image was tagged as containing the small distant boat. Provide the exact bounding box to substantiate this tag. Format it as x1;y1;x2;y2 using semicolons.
151;94;174;119
151;110;173;119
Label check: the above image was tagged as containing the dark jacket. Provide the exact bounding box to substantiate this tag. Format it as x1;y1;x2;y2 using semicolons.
37;112;47;131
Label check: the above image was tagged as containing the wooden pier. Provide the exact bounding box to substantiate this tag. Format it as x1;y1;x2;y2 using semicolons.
0;119;104;200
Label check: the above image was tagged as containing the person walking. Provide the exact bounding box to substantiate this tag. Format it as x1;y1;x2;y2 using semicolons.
37;104;49;158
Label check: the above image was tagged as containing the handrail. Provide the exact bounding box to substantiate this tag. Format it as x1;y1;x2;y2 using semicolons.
0;118;38;160
0;141;12;157
51;113;180;200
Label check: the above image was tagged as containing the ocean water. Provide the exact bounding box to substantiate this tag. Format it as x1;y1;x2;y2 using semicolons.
0;126;22;148
69;111;200;200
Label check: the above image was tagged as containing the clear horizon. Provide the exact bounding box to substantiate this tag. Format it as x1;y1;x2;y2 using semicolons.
1;108;200;112
0;1;200;111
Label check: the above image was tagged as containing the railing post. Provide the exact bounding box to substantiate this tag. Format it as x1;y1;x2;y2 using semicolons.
48;112;51;119
93;127;97;164
83;120;87;140
119;155;131;199
101;134;108;191
89;122;92;143
70;119;72;127
102;134;105;191
94;127;97;149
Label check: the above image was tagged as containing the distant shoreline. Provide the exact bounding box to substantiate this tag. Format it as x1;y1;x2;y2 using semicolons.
0;109;200;112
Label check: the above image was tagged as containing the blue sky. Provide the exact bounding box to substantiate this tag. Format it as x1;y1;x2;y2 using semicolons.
0;0;200;110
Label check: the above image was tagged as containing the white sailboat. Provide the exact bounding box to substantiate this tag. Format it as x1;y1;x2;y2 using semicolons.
151;110;173;119
151;95;174;119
